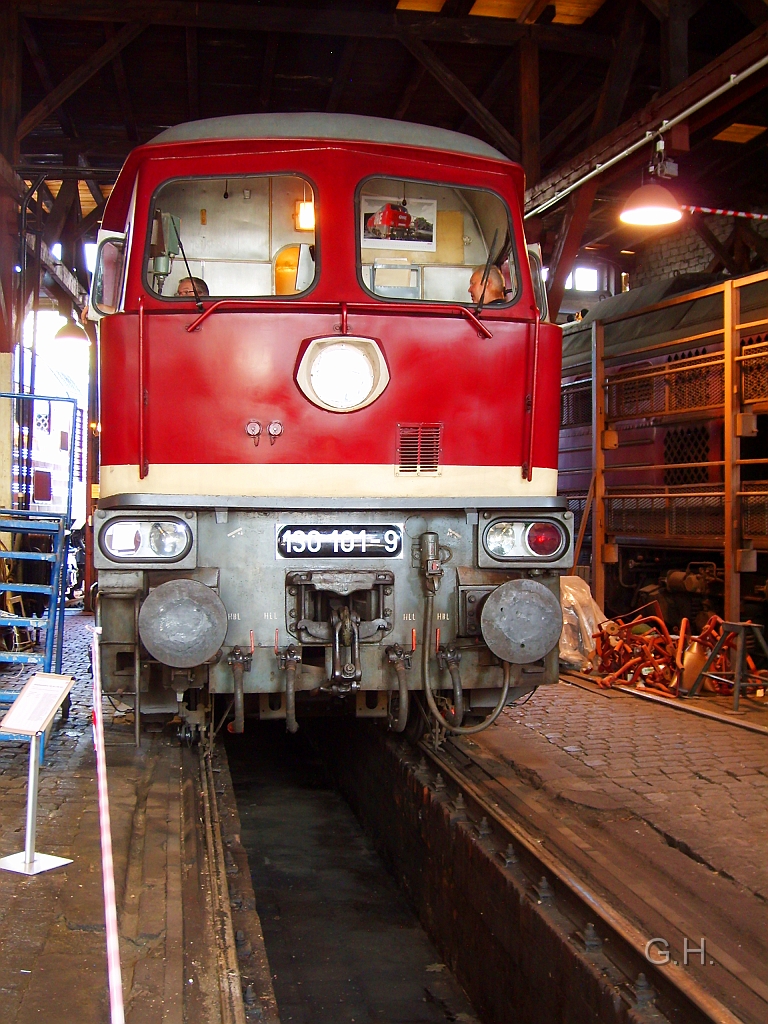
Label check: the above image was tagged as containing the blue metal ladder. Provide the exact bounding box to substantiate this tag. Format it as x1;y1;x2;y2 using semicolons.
0;512;71;752
0;511;69;672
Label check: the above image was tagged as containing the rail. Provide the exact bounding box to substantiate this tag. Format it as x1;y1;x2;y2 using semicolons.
421;739;752;1024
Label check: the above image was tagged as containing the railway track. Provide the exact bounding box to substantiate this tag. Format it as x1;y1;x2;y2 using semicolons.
421;735;766;1024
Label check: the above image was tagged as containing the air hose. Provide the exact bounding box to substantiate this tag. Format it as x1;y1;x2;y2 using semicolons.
421;591;510;735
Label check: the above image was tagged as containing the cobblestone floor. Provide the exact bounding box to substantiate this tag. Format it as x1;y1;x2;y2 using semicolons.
0;612;191;1024
476;680;768;898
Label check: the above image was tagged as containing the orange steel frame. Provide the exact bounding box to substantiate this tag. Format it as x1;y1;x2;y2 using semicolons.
580;267;768;619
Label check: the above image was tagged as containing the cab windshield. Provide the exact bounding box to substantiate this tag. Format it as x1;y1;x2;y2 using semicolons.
146;174;316;298
357;177;517;305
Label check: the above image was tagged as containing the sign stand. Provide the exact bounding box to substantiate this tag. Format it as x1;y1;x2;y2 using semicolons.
0;673;75;875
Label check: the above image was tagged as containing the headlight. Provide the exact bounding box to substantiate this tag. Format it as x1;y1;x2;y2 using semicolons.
310;343;374;409
485;522;518;558
296;335;390;412
483;519;566;561
100;518;192;563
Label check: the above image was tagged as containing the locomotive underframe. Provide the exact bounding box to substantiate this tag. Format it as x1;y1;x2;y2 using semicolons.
96;502;571;730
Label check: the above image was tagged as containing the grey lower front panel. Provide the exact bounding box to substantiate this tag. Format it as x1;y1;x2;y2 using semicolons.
97;506;570;703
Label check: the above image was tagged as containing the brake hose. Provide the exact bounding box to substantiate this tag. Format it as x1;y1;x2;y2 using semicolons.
421;591;510;735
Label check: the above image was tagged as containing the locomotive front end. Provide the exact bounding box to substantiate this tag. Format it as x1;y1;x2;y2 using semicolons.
91;114;571;740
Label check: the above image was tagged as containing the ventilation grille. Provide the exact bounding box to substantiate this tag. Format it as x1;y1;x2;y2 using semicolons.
397;423;442;475
561;381;591;428
663;426;710;486
742;336;768;404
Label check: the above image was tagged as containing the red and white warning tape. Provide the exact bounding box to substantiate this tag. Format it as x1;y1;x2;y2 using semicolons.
92;627;125;1024
683;205;768;221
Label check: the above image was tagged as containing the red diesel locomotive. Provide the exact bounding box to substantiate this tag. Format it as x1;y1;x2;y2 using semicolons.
90;113;571;739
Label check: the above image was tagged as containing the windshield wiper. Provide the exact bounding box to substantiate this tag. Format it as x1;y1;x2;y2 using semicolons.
170;219;204;312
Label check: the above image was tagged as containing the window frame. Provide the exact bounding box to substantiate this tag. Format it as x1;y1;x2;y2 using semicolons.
142;171;320;302
354;174;520;309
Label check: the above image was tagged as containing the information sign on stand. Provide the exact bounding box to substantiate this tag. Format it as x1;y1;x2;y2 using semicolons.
0;673;75;875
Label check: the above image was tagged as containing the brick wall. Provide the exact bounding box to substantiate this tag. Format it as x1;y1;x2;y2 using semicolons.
632;215;768;288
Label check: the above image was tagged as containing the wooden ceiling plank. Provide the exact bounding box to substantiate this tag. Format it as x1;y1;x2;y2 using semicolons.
259;34;280;113
526;19;768;213
14;4;613;59
16;21;147;142
20;17;79;140
326;38;359;113
397;31;521;160
103;23;139;142
186;26;199;120
546;180;599;318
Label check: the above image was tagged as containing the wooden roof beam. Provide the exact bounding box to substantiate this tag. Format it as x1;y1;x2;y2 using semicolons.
20;17;79;140
526;19;768;213
16;21;147;142
103;23;139;142
15;4;613;59
397;31;520;161
457;49;518;134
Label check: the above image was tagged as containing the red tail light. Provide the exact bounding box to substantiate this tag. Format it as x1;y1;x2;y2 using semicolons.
526;522;563;557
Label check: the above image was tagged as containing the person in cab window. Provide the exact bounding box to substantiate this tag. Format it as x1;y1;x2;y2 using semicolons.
176;276;209;297
468;265;505;305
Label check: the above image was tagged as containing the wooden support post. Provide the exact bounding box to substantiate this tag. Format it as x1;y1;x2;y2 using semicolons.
546;181;598;320
16;21;146;141
723;279;741;622
591;320;607;610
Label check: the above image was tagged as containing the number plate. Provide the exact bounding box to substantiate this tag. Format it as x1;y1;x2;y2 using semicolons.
276;524;404;559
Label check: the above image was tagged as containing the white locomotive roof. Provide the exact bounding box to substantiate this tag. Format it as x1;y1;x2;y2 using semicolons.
150;112;509;162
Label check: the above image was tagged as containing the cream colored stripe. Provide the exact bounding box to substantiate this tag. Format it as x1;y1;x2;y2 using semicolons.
101;463;558;499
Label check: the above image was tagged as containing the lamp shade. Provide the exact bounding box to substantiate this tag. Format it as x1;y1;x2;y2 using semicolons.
620;182;682;226
54;317;89;341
